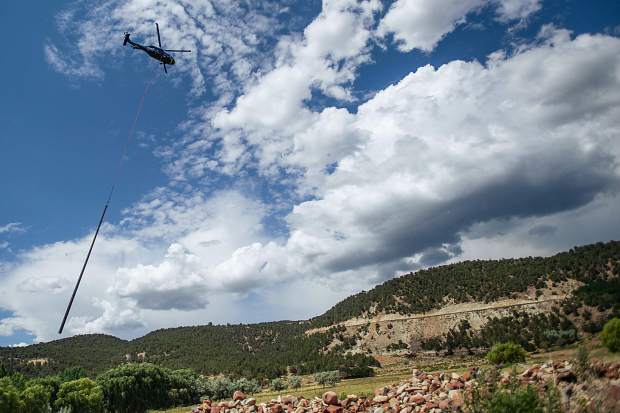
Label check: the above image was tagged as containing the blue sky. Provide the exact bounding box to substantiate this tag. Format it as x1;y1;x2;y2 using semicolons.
1;0;619;346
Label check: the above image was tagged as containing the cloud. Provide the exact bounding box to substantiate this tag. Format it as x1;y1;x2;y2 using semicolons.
0;223;25;234
44;43;103;78
0;232;150;341
212;0;381;175
69;299;145;336
207;30;620;287
18;276;67;294
114;243;210;311
378;0;542;52
455;193;620;261
0;223;26;253
378;0;485;52
0;190;269;341
495;0;541;21
0;318;20;337
528;224;557;237
44;0;290;95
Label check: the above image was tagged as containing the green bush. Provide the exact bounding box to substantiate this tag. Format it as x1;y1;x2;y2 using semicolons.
269;377;288;391
97;363;171;413
486;386;543;413
0;377;23;412
168;369;200;407
59;366;87;382
54;378;104;413
20;383;52;413
314;370;340;387
288;375;301;389
233;377;261;394
600;317;620;353
486;343;527;365
201;376;234;400
340;365;374;379
9;373;27;391
196;376;261;400
26;376;62;406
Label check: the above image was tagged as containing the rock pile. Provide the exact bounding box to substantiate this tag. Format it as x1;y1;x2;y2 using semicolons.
190;361;620;413
499;360;620;410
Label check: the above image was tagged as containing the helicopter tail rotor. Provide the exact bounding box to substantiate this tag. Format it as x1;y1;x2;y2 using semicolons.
123;32;130;46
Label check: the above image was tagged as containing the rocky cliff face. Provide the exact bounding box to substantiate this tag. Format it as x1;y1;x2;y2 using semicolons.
310;280;579;355
336;299;561;354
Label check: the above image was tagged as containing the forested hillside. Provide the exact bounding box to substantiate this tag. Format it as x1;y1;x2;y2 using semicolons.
0;334;127;376
1;241;618;378
0;322;376;379
310;241;620;327
129;321;377;378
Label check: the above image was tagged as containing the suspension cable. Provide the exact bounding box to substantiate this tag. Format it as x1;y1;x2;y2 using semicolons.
58;80;154;334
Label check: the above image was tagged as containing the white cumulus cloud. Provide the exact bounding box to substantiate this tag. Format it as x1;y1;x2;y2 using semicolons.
207;29;620;286
378;0;542;52
114;243;209;311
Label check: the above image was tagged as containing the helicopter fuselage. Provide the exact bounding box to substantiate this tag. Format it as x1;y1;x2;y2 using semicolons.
129;41;175;65
123;24;190;74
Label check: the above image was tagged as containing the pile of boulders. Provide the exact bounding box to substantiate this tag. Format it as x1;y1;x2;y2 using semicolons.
519;360;620;412
191;370;470;413
190;361;620;413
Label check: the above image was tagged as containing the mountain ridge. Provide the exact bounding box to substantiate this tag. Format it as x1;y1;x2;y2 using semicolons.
2;240;619;379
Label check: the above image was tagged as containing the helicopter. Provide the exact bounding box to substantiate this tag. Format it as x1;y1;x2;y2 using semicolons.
123;23;191;74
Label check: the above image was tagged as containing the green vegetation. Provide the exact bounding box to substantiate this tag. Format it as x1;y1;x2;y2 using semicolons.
424;311;579;353
55;378;105;413
58;366;87;382
467;367;563;413
573;345;591;380
288;375;301;389
386;340;409;352
485;386;543;413
314;370;341;387
269;377;288;391
201;376;260;400
0;323;377;380
600;317;620;353
0;374;104;413
486;343;527;365
0;362;266;413
0;377;22;412
0;334;128;377
20;383;52;413
97;363;204;413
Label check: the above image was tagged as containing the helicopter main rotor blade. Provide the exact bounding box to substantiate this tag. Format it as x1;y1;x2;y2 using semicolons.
164;49;191;52
163;63;168;74
156;22;162;48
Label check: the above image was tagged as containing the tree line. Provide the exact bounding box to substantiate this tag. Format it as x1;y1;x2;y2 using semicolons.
0;323;377;380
